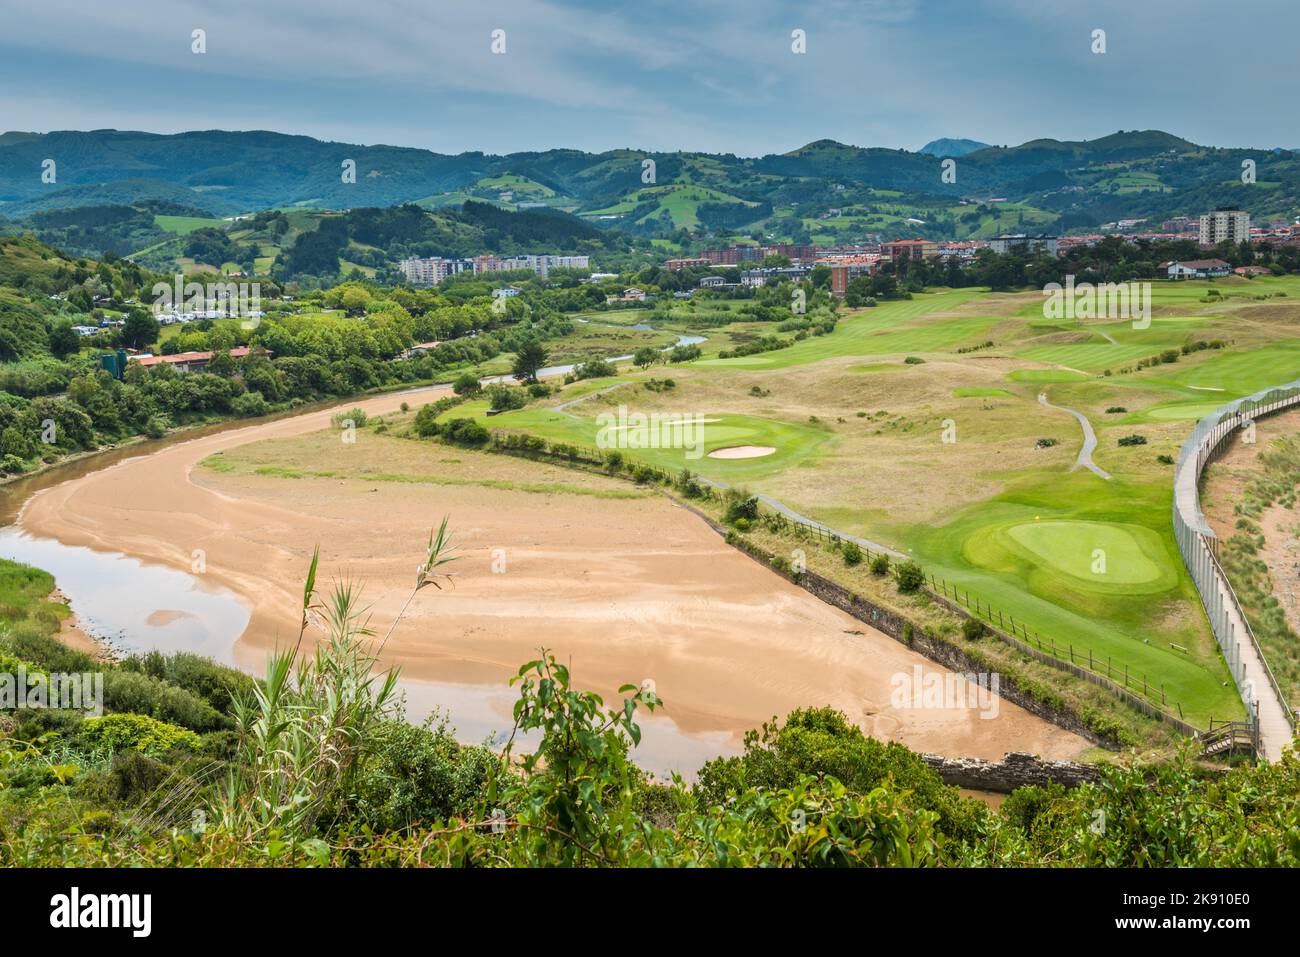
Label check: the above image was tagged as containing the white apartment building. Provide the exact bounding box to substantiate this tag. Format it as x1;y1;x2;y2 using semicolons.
398;257;475;286
1199;208;1251;247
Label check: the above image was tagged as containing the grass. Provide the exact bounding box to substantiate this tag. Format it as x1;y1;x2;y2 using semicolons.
0;558;71;646
154;215;225;235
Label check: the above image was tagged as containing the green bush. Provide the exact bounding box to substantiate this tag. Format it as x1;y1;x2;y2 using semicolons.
842;541;863;566
118;650;255;716
81;713;202;755
438;418;490;447
486;383;528;413
231;391;269;417
573;357;616;380
961;617;987;641
101;670;229;732
452;372;480;395
331;408;367;429
338;718;494;832
869;553;891;576
894;560;925;594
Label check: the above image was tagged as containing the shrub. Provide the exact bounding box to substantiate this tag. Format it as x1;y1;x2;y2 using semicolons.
903;356;925;365
81;713;202;755
339;718;493;832
894;560;925;594
668;344;701;363
331;408;367;429
723;493;759;525
961;618;987;641
439;418;490;447
231;391;269;417
1105;406;1127;414
1117;434;1148;447
869;553;891;576
1035;437;1059;449
486;383;528;413
842;541;863;566
412;403;441;437
573;357;616;380
118;650;255;715
143;413;171;439
452;372;480;395
101;670;229;732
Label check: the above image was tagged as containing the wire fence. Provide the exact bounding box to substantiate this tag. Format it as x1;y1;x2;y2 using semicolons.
1171;376;1300;746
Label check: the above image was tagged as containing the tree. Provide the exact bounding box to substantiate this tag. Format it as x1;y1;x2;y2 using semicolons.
47;320;81;359
453;372;480;395
121;307;160;350
511;341;548;383
633;346;659;370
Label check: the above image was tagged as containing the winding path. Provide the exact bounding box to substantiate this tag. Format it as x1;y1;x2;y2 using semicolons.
1038;393;1112;480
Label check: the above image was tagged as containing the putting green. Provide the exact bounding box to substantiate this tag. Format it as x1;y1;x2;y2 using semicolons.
1139;401;1226;422
998;520;1175;587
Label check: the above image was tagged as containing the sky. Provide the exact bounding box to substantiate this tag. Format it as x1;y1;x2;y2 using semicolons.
0;0;1295;157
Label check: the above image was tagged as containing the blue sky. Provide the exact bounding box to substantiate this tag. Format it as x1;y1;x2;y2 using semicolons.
1;0;1294;156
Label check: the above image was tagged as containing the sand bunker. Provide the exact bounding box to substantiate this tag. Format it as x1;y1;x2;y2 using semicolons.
707;445;776;459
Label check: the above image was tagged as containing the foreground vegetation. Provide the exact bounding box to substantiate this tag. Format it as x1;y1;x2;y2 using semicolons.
1;541;1296;868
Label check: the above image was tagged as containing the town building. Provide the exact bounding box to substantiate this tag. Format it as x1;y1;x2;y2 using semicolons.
1199;208;1251;247
823;256;881;297
1163;259;1232;279
129;346;265;373
879;238;939;261
987;234;1059;256
398;257;475;286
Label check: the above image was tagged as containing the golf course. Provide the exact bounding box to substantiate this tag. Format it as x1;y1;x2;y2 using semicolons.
434;275;1300;726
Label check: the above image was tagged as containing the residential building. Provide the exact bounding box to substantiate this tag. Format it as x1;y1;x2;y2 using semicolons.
879;238;939;261
824;256;880;297
474;254;590;277
130;346;265;373
1199;208;1251;247
987;234;1059;256
1163;259;1231;279
398;256;475;286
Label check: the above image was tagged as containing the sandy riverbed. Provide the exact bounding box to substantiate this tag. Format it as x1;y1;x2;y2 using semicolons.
17;384;1088;761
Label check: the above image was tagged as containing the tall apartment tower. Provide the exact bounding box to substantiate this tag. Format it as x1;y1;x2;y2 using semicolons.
1199;208;1251;247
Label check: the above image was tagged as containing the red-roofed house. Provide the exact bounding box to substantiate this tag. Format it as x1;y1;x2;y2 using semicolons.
130;346;262;373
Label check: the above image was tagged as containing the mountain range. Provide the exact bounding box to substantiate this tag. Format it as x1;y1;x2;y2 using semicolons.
1;128;1296;277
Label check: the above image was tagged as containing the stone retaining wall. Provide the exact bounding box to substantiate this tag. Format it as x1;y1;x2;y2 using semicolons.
923;751;1102;792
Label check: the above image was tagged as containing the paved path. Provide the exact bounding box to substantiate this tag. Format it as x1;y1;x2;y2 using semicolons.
1038;393;1112;480
1210;554;1295;762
